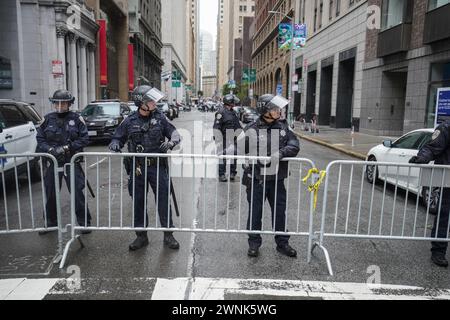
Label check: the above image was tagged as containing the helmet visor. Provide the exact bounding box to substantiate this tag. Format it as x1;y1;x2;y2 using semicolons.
268;96;289;110
143;88;165;103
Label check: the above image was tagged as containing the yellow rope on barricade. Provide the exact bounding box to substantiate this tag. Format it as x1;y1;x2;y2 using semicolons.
302;168;327;210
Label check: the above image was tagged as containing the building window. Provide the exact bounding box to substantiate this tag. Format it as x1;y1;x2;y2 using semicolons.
336;0;341;16
426;61;450;127
381;0;407;30
329;0;334;20
428;0;450;10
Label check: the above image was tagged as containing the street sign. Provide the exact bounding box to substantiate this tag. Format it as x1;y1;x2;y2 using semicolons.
242;68;256;84
276;84;283;96
172;80;181;88
435;87;450;127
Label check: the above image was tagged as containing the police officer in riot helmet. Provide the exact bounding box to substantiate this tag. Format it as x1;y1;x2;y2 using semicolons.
237;93;300;258
213;93;242;182
109;85;181;251
36;90;92;235
410;121;450;267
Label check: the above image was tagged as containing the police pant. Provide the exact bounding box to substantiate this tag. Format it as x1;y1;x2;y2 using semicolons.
246;178;290;248
218;143;237;177
44;163;92;227
128;164;175;229
431;188;450;255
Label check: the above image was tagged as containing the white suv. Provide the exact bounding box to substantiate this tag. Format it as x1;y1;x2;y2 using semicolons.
0;100;43;182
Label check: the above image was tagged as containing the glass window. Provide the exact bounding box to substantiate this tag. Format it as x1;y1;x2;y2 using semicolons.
393;131;425;150
428;0;450;10
381;0;407;30
0;105;28;128
81;103;121;117
426;61;450;128
417;132;433;149
16;104;42;125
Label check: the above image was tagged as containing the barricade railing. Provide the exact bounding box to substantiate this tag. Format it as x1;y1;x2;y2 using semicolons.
0;153;63;262
311;160;450;276
60;152;317;268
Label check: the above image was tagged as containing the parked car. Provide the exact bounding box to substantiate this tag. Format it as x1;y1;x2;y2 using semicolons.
157;102;175;120
128;101;138;113
81;100;131;142
241;107;259;124
0;100;43;182
365;128;441;213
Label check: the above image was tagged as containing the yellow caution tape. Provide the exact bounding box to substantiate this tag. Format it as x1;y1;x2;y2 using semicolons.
302;168;327;210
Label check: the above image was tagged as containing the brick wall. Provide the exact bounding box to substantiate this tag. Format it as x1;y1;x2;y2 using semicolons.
410;0;427;50
365;0;381;62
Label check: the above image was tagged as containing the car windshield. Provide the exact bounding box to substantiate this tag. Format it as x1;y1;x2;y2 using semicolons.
82;104;121;117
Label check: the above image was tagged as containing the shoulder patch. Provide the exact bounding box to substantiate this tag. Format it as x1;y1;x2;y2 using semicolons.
216;113;222;120
432;130;441;140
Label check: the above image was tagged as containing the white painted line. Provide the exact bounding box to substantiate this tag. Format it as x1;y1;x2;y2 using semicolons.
3;279;59;300
0;278;26;300
151;278;190;300
88;157;107;169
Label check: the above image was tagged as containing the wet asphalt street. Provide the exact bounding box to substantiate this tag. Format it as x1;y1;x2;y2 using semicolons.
1;109;449;299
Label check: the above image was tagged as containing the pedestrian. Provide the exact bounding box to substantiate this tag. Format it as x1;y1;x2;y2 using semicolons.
213;93;243;182
238;94;300;258
409;122;450;267
36;90;92;235
109;86;181;251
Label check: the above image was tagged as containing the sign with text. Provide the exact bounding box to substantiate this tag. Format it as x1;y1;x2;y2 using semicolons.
435;87;450;127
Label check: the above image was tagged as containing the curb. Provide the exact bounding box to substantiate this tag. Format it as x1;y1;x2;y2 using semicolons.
294;132;367;160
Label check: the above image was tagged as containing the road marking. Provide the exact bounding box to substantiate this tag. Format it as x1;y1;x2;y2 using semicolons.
2;277;450;300
151;278;190;300
1;278;58;300
88;157;107;169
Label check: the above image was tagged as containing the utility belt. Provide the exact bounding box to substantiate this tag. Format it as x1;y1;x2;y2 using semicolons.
123;156;165;176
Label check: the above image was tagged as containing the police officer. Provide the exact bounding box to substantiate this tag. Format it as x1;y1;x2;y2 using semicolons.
237;94;300;258
37;90;92;235
214;94;243;182
109;86;181;251
410;122;450;267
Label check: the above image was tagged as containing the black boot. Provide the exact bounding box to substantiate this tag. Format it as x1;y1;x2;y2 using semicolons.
129;232;149;251
247;246;259;257
164;232;180;250
431;253;448;267
276;244;297;258
219;175;227;182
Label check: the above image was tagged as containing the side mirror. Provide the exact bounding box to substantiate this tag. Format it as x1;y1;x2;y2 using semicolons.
383;140;393;148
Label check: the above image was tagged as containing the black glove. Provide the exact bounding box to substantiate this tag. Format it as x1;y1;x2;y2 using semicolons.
48;146;68;162
109;141;121;153
159;141;175;153
409;156;428;164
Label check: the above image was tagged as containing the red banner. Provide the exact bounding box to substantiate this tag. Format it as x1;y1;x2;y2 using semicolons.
97;19;108;86
128;44;134;91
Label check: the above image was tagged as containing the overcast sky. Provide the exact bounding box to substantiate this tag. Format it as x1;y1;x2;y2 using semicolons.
200;0;218;49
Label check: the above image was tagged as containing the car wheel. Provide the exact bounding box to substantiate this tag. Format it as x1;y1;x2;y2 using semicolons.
366;156;379;184
421;187;440;215
30;159;42;183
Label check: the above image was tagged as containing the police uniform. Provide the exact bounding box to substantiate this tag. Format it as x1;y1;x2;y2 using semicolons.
413;122;450;261
110;109;181;229
36;111;91;227
240;118;300;253
213;106;242;178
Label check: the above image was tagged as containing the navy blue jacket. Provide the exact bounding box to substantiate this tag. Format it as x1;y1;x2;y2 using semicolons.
417;122;450;165
213;106;242;145
36;111;89;163
111;109;181;153
238;118;300;180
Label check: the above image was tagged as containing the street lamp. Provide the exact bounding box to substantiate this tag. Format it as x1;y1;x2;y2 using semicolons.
268;10;296;124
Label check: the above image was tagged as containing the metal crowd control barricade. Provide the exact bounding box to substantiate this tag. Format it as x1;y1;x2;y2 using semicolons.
0;153;63;262
311;160;450;276
60;152;317;268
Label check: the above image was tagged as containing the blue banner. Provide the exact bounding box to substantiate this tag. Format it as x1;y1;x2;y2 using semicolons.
436;88;450;126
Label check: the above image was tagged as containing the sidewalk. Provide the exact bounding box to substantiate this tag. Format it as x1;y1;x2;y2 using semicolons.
293;122;399;160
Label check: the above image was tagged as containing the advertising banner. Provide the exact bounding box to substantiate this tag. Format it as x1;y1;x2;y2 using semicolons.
97;19;108;86
435;87;450;127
